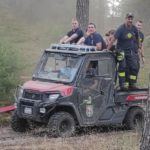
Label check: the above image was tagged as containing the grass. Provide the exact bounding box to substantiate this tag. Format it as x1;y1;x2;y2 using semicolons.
0;127;142;150
0;113;11;125
0;100;14;107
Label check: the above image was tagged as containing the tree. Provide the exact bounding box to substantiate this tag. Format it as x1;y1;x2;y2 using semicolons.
140;74;150;150
76;0;89;32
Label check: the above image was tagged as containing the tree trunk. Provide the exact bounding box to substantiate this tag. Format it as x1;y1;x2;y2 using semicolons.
140;74;150;150
76;0;89;32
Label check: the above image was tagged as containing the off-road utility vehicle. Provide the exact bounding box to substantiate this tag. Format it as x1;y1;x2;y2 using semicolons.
11;44;148;137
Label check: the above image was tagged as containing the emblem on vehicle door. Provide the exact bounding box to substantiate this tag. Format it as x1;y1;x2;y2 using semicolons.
85;96;93;117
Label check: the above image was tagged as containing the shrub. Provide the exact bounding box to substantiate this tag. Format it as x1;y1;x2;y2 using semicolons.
0;40;21;101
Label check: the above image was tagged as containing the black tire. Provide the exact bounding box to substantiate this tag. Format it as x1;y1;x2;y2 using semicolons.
124;108;144;130
48;111;75;137
28;120;43;129
11;111;30;132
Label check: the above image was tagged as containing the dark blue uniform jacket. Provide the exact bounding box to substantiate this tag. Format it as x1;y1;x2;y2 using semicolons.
84;32;106;50
114;24;139;53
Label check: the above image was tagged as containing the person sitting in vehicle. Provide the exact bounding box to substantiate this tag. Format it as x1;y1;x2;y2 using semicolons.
86;61;98;77
59;19;83;44
84;23;106;51
77;28;90;45
135;20;145;64
77;23;106;51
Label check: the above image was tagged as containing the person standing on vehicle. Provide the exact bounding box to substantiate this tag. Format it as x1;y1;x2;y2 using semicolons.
135;20;145;64
104;29;116;51
59;19;83;44
84;23;106;51
108;13;140;90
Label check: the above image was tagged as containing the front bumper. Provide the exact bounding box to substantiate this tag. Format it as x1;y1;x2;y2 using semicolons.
16;98;56;122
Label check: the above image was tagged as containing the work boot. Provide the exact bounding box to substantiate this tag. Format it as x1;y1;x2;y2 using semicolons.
119;82;129;91
120;86;128;91
129;83;139;90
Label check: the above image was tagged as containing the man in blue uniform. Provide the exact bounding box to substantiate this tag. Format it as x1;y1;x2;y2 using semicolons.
108;13;140;90
60;19;83;44
84;23;106;51
135;20;145;64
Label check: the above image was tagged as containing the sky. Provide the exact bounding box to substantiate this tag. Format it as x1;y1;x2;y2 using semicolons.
107;0;122;16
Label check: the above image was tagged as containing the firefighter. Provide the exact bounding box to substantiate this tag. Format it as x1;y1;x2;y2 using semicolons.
77;23;106;51
84;23;106;51
135;20;145;64
108;13;140;90
77;27;91;45
59;19;83;44
104;29;116;51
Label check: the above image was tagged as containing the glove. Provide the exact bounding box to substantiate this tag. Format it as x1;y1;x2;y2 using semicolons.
116;51;125;61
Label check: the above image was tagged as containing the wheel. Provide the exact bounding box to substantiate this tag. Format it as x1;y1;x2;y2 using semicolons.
28;120;43;129
48;111;75;137
11;110;30;132
124;108;144;130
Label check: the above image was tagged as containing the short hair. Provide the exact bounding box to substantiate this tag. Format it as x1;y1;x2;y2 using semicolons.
105;32;110;36
72;18;79;23
126;13;134;18
88;23;96;28
109;29;115;35
105;29;115;36
137;20;143;23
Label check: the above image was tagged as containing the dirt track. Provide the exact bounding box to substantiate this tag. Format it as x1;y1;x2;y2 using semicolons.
0;125;141;150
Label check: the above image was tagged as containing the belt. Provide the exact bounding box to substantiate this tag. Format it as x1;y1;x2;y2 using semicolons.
123;49;138;55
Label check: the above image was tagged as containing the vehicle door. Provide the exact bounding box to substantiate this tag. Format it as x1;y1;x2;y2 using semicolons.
77;54;115;124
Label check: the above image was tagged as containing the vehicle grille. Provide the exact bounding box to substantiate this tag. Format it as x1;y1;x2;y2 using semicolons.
20;100;34;106
23;91;42;100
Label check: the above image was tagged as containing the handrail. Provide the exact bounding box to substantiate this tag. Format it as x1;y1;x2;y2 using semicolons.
50;44;96;52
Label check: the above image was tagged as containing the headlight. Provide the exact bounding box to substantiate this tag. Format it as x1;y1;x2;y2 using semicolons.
48;94;60;102
15;86;23;100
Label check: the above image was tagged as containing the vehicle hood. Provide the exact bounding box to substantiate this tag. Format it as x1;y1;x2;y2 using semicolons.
23;80;73;96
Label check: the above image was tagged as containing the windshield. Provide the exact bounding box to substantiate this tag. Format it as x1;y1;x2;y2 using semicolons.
34;52;83;83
